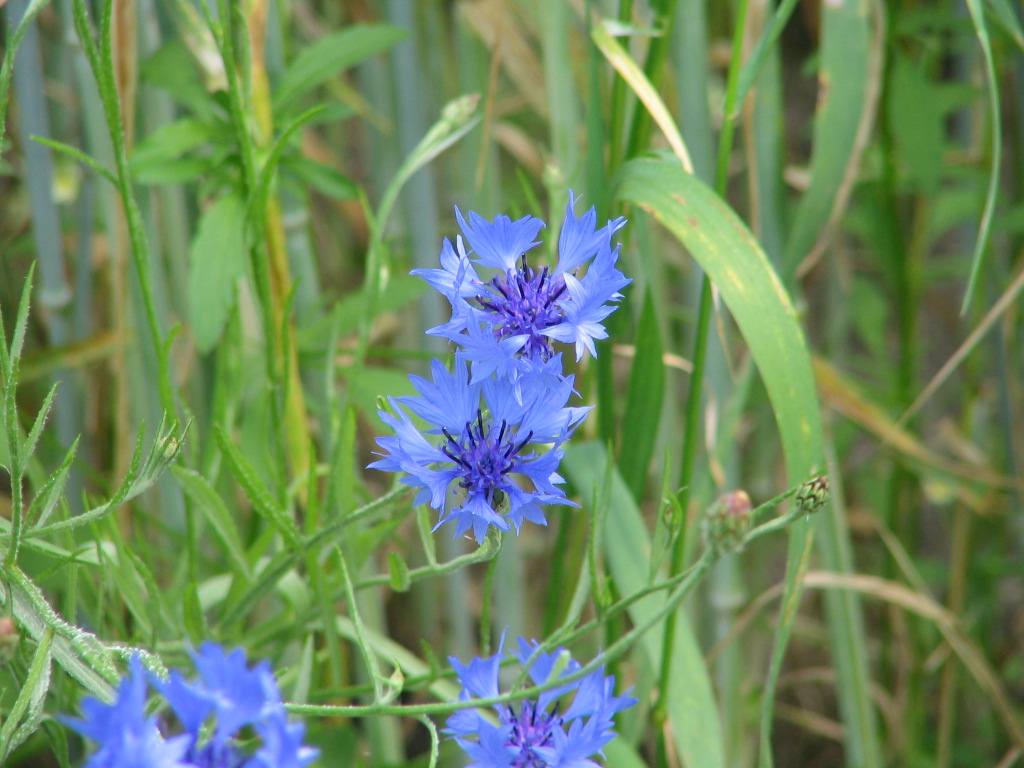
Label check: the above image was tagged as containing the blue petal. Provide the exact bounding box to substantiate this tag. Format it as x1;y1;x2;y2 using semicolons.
456;207;545;272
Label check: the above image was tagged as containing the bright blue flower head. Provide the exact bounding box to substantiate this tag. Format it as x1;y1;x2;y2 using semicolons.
369;356;589;544
414;194;630;373
446;636;637;768
62;643;319;768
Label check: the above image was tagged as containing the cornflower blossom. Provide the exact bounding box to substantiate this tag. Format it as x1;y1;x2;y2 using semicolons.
369;355;589;544
62;643;318;768
446;636;636;768
413;194;630;378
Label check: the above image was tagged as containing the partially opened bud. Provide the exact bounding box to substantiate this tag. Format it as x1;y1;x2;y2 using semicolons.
702;490;753;554
796;475;829;514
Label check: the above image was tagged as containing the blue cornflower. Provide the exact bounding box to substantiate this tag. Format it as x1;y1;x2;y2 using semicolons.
62;643;319;768
445;636;637;768
414;194;630;374
369;355;589;544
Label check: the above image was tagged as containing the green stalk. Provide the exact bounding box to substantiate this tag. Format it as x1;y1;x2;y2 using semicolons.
624;0;680;159
70;0;175;415
606;0;634;175
540;0;578;196
292;499;811;721
653;0;749;733
671;0;715;183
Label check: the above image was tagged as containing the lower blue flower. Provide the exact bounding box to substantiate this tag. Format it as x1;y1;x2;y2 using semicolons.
62;643;318;768
370;356;589;544
446;636;637;768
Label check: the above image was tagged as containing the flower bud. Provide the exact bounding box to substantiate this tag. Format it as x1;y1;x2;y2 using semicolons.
796;474;829;514
702;490;752;554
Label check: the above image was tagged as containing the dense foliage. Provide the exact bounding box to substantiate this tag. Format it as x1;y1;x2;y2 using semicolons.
1;1;1022;767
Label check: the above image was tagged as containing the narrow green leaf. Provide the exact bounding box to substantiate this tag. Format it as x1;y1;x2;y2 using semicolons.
171;465;252;579
133;156;213;185
283;155;358;200
273;25;407;117
131;117;219;169
960;0;1002;313
1;567;117;700
0;0;53;141
0;626;52;760
30;135;117;186
26;437;78;530
387;551;411;593
618;288;665;500
616;158;820;470
9;262;35;368
21;383;58;463
292;635;315;705
214;426;301;548
183;582;206;643
986;0;1024;50
188;193;247;352
139;40;215;120
31;419;184;537
730;0;800;118
248;104;327;235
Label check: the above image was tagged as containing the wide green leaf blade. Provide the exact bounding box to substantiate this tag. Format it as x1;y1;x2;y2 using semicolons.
616;156;820;467
188;193;247;352
273;25;406;117
614;156;826;766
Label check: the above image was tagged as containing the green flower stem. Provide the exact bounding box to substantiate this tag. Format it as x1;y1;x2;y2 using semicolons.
281;488;806;707
356;531;499;592
289;497;809;721
480;545;500;655
337;542;387;702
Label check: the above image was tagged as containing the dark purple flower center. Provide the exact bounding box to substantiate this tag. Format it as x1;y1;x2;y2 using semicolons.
476;255;568;360
505;701;561;768
441;410;533;503
188;739;247;768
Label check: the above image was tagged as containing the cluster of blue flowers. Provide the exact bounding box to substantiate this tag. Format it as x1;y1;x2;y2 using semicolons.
64;196;634;768
371;194;630;545
447;636;637;768
373;195;636;767
63;643;318;768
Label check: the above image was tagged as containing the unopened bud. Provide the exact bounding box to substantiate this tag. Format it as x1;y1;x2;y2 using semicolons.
702;490;752;554
796;475;829;514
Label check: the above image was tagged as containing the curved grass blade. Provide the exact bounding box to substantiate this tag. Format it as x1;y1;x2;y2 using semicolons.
0;0;53;141
0;626;52;760
614;156;825;766
960;0;1002;313
782;0;879;279
616;157;820;472
592;21;693;173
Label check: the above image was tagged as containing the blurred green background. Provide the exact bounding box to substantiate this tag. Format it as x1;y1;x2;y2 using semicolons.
1;0;1023;766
